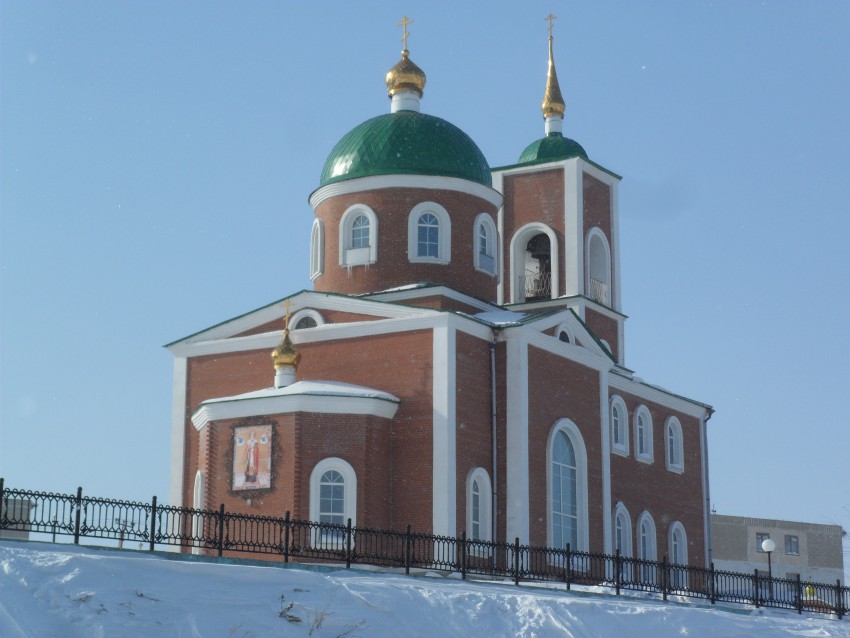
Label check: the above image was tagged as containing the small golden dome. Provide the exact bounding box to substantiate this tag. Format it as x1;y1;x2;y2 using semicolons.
541;36;565;118
271;305;301;369
386;50;426;97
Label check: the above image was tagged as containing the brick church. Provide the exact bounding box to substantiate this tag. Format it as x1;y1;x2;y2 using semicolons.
166;22;713;568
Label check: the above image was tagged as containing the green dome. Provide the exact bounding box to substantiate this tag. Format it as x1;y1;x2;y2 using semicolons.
518;132;588;164
319;111;492;187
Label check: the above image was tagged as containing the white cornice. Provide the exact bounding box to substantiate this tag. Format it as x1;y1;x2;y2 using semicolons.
608;372;711;419
192;392;400;431
365;285;496;312
523;328;611;372
309;174;504;209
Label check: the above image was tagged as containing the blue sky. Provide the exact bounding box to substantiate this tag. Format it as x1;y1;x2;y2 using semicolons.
1;1;848;559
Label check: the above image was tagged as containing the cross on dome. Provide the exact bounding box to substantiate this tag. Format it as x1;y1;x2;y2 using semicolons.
397;15;413;51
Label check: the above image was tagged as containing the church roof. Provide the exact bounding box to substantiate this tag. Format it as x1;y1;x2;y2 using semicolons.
318;111;492;187
518;131;588;164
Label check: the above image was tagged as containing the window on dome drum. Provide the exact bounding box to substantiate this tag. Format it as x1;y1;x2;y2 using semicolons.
610;396;628;456
352;215;370;248
339;205;378;267
417;213;439;257
665;417;684;473
634;406;653;463
785;535;799;555
466;468;492;547
310;219;324;280
473;213;497;275
309;458;356;548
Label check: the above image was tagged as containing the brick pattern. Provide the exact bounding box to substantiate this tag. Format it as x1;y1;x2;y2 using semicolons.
583;308;619;362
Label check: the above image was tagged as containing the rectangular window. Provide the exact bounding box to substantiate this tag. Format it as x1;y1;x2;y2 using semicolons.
756;532;770;552
785;535;799;555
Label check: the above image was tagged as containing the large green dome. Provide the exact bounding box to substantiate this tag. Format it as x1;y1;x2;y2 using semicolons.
518;132;588;164
319;111;492;187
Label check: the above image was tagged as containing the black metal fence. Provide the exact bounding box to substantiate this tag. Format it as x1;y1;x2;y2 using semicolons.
1;480;846;619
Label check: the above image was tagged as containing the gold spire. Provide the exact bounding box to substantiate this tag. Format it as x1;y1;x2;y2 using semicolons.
271;300;301;370
541;13;566;119
385;16;426;97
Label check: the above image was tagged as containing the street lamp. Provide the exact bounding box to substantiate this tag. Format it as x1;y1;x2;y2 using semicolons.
761;538;776;601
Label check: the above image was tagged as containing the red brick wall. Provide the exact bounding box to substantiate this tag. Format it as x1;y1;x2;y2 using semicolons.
582;173;615;305
608;390;706;566
313;188;498;300
583;308;620;362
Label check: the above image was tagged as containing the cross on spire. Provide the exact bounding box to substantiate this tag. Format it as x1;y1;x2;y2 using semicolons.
545;13;557;39
283;299;292;330
397;15;413;50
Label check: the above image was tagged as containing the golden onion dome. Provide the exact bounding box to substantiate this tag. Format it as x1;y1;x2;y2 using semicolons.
385;50;426;97
541;36;565;118
271;306;301;369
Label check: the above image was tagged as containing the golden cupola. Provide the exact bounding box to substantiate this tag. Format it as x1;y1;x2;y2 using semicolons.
385;16;426;113
541;35;566;119
271;303;300;388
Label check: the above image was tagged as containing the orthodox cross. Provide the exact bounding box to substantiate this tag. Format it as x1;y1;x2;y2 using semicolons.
397;16;413;50
545;13;557;38
283;299;292;330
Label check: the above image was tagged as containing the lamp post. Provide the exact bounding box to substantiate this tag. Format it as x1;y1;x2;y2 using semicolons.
761;538;776;601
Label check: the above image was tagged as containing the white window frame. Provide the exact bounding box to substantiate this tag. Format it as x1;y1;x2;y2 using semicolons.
610;395;629;457
555;321;575;345
508;222;559;303
407;201;451;264
637;510;657;583
339;204;378;267
473;212;497;276
191;470;205;556
634;405;654;464
665;416;684;474
668;521;689;589
310;218;324;280
614;502;633;581
585;226;612;306
309;457;357;548
465;467;493;547
546;418;589;553
290;308;325;330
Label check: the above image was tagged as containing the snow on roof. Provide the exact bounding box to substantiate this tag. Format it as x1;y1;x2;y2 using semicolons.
472;309;527;326
200;380;399;406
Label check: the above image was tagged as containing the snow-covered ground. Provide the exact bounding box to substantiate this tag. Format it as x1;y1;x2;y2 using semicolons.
0;541;845;637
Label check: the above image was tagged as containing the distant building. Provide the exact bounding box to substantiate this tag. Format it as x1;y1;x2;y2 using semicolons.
0;498;33;541
711;514;844;584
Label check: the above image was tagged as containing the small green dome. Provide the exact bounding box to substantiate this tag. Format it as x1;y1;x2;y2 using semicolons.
319;111;491;187
518;132;588;164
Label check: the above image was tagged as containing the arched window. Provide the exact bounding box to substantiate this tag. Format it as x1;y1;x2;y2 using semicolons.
290;308;324;331
407;202;451;264
309;457;357;547
669;521;688;589
339;204;378;266
610;395;629;456
547;419;589;552
466;467;492;545
614;502;633;581
637;511;657;584
586;227;612;306
555;321;574;345
473;212;497;275
665;416;684;473
509;222;559;303
634;405;654;463
310;219;324;280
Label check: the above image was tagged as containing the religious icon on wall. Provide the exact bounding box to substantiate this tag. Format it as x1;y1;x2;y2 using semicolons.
232;424;272;491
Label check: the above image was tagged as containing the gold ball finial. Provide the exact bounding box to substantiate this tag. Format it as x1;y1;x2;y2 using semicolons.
386;16;426;97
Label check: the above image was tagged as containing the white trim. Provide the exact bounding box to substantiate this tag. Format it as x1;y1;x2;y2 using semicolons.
509;222;560;303
524;329;610;372
610;394;629;456
634;404;654;464
492;171;505;305
290;308;325;330
310;174;504;209
466;467;493;543
407;201;451;264
168;357;188;509
505;332;529;545
365;285;495;312
700;414;712;567
546;418;589;552
637;510;658;584
665;416;684;474
610;177;622;313
339;204;378;266
191;471;205;555
585;227;612;306
310;218;324;281
600;369;612;554
473;212;498;276
432;320;456;539
309;457;357;546
563;161;582;298
608;372;711;420
669;520;688;566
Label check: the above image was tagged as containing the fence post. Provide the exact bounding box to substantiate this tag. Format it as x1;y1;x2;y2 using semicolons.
405;524;411;575
835;579;844;620
283;512;290;563
513;537;520;586
345;518;352;569
73;487;83;545
149;496;157;552
565;543;572;591
0;478;4;531
753;569;760;608
709;562;716;605
615;549;621;596
795;573;802;614
217;504;225;557
662;555;668;601
460;531;467;580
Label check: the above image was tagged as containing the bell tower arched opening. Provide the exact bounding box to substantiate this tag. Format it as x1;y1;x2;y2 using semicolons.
509;222;560;303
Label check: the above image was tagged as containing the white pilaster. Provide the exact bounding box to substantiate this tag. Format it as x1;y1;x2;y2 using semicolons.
492;171;505;306
563;161;582;297
599;369;612;554
505;333;530;544
432;321;457;538
168;357;188;510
